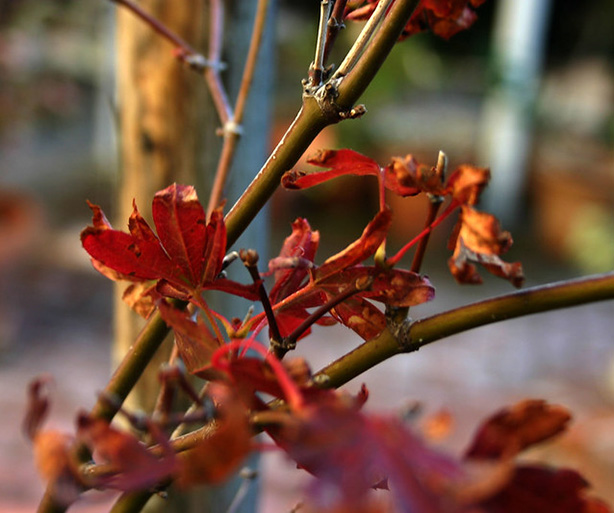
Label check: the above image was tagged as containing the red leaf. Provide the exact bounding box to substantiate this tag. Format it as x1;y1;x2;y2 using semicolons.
82;184;258;303
478;465;610;513
329;296;387;341
346;0;489;40
157;301;222;378
316;209;392;281
383;155;446;197
445;164;490;206
177;384;252;486
282;149;381;190
318;266;435;308
151;184;209;285
282;150;443;198
201;206;227;284
448;206;524;287
465;399;572;460
82;201;175;282
269;218;320;303
77;414;177;491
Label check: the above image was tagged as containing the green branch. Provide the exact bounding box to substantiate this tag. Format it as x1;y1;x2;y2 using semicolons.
314;272;614;388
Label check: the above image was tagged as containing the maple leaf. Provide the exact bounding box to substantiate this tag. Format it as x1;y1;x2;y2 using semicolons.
76;413;177;491
267;210;435;341
177;384;252;486
478;466;611;513
464;399;572;460
81;184;258;307
345;0;489;40
447;205;524;287
157;300;224;380
282;149;442;198
462;400;610;513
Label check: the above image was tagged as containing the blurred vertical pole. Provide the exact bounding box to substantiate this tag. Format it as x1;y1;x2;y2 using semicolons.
115;0;205;416
477;0;552;226
115;0;275;511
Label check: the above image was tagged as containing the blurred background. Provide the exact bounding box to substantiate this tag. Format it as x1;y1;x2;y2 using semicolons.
0;0;613;511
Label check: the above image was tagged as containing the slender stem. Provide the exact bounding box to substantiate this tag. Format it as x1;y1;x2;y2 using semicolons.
90;308;177;422
241;250;283;349
309;0;333;87
336;0;421;110
387;199;458;266
285;276;373;349
205;0;233;125
225;0;420;248
410;151;447;274
322;0;348;65
111;0;202;56
109;490;154;513
314;272;614;388
207;0;271;216
333;0;394;78
411;198;443;273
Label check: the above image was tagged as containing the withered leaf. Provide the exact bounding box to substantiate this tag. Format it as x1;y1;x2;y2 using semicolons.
448;206;524;287
465;399;572;460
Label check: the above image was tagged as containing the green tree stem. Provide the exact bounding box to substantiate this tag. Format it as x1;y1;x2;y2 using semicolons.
315;272;614;388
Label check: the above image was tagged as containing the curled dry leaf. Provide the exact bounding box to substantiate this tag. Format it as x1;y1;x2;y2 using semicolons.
177;384;252;486
448;206;524;287
76;414;177;491
464;399;572;460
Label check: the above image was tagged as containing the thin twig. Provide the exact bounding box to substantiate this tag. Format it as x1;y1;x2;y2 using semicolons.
205;0;233;125
309;0;333;87
207;0;271;216
284;276;373;350
410;152;447;274
240;249;283;351
323;0;349;65
333;0;394;78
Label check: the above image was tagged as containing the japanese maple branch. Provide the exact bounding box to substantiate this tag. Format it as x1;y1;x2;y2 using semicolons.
314;272;614;389
225;0;421;244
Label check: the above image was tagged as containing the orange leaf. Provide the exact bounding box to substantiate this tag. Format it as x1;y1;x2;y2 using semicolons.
465;399;572;460
448;206;524;287
177;384;251;486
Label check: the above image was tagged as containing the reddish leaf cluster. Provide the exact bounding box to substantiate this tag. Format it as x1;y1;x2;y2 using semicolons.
345;0;488;40
23;376;252;504
263;209;435;341
283;149;524;287
81;184;258;315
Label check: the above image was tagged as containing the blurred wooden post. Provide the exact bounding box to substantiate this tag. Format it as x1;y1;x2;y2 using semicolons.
115;1;275;511
115;0;206;413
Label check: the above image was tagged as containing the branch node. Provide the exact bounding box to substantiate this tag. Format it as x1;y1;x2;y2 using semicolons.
217;120;244;138
386;311;414;352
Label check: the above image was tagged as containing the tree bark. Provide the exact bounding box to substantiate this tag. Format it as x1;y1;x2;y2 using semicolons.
114;0;206;413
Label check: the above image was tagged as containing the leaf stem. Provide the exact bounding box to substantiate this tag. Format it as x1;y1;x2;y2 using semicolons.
386;199;458;266
204;0;233;125
333;0;394;78
284;276;373;351
322;0;348;65
309;0;333;87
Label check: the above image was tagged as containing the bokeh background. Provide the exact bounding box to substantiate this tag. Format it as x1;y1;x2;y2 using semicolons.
0;1;613;511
